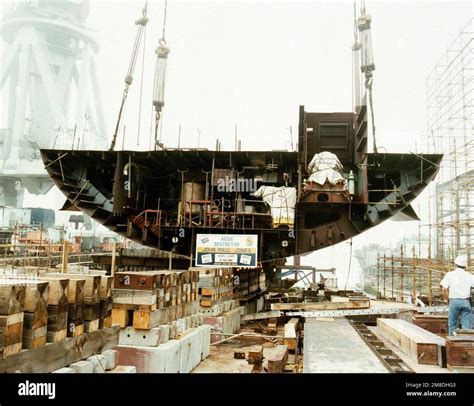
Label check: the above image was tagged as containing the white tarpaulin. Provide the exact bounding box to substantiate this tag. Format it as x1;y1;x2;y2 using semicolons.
307;151;345;186
253;186;296;227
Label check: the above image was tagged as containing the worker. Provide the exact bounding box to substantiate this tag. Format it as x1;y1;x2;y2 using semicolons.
440;254;474;335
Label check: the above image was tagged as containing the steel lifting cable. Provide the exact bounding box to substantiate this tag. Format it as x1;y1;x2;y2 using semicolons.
109;1;149;151
137;19;147;146
153;0;170;150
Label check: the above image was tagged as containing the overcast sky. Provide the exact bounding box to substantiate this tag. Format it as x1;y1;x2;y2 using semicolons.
6;0;471;286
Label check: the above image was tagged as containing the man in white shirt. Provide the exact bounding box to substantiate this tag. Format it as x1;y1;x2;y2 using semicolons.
440;254;474;335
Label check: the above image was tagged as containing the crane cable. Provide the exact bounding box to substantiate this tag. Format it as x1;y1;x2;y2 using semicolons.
137;17;147;146
109;1;149;151
358;0;377;154
154;0;169;150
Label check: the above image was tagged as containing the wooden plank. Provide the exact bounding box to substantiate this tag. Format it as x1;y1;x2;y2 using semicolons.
446;335;474;368
377;318;445;366
284;318;299;351
0;326;120;373
0;285;26;315
270;299;370;311
266;344;289;373
241;310;281;321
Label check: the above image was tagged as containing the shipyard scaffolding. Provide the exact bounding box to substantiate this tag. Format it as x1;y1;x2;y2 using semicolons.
363;19;474;305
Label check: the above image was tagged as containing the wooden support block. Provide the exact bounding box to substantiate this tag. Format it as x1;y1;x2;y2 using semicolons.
0;313;24;347
84;302;100;321
100;275;114;299
38;277;68;306
69;323;84;337
112;308;131;328
1;342;23;357
114;271;162;290
248;346;263;364
412;313;448;336
270;299;370;311
47;304;68;331
242;310;281;322
46;329;67;343
85;319;99;333
234;351;246;359
113;289;157;306
446;335;474;368
63;278;85;305
0;326;120;373
133;309;167;330
266;345;289;373
101;316;113;329
23;282;49;313
22;325;47;349
23;308;48;330
377;318;446;366
67;303;84;321
284;318;299;351
45;273;99;304
0;285;26;315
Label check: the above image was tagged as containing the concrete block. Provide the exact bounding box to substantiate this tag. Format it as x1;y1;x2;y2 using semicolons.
102;349;119;370
69;360;93;373
175;318;187;335
199;324;211;360
158;324;170;343
106;365;137;373
116;341;181;373
52;367;75;373
201;307;241;343
87;354;107;373
179;328;202;373
120;326;162;347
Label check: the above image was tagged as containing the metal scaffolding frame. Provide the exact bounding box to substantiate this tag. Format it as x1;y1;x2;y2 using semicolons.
426;18;474;262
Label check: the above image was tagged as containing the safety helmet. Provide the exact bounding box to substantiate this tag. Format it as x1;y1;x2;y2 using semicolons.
454;254;468;268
